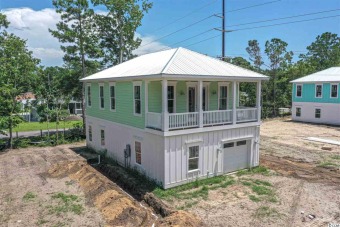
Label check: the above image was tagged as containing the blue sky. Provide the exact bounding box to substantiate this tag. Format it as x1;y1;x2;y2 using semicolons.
0;0;339;66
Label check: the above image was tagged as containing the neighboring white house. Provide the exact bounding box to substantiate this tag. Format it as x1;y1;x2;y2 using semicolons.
291;67;340;125
16;92;39;122
81;47;269;189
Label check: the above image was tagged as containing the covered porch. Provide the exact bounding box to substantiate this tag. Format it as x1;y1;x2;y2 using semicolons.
145;79;261;131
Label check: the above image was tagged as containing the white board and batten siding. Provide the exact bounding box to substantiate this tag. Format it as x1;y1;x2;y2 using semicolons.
292;102;340;125
86;116;165;185
163;125;260;189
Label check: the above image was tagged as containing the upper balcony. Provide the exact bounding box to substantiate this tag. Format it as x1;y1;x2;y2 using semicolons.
144;79;262;132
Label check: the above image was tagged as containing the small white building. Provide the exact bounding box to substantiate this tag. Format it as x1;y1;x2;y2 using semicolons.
81;47;268;188
291;67;340;125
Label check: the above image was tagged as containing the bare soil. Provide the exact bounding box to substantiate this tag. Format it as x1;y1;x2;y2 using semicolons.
160;118;340;227
0;144;203;227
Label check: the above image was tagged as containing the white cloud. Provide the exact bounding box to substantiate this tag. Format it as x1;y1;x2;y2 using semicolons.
3;7;63;66
134;33;170;56
2;7;168;66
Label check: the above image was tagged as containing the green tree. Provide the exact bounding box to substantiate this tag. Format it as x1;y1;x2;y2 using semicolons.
300;32;340;71
246;40;263;69
0;14;40;148
50;0;102;133
264;38;293;116
92;0;152;67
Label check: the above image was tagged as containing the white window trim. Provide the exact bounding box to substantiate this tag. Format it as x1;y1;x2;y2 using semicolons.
315;108;321;119
133;81;142;116
330;83;338;99
99;83;105;110
296;107;301;117
109;82;116;112
186;83;198;112
203;83;210;111
87;83;92;107
168;81;177;113
296;84;302;98
100;128;105;147
218;82;230;110
134;140;142;166
315;84;323;98
186;141;202;173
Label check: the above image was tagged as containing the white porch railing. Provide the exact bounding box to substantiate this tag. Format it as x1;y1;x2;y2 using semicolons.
146;112;162;130
169;112;199;130
203;110;232;126
236;108;257;123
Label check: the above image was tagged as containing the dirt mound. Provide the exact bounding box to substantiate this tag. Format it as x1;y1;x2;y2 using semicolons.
156;210;205;227
47;161;156;227
261;155;340;185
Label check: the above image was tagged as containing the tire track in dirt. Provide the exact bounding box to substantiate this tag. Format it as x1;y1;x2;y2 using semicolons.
260;154;340;186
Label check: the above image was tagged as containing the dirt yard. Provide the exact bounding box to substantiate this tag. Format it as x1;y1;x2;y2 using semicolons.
0;144;202;227
160;118;340;227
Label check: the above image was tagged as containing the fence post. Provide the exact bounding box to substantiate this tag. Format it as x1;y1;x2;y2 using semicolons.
40;129;43;138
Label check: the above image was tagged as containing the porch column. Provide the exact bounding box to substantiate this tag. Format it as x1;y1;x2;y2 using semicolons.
232;81;237;125
198;80;203;128
144;81;149;128
162;79;169;132
256;81;262;122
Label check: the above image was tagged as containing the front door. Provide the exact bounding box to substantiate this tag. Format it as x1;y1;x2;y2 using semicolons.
188;86;196;112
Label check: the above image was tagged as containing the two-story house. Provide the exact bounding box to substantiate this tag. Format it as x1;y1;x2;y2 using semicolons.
291;67;340;126
81;47;268;189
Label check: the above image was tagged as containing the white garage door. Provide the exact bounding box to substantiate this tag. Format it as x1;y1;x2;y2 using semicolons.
223;140;250;173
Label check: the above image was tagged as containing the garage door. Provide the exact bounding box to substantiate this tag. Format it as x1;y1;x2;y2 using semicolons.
223;140;249;173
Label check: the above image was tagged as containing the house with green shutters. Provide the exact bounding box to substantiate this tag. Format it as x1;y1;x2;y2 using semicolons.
291;67;340;126
81;47;268;189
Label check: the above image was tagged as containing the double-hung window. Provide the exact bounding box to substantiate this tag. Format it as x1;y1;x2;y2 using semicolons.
99;84;104;109
296;107;301;117
87;84;92;107
188;145;199;171
110;83;116;111
167;85;175;113
331;84;338;98
134;82;141;115
315;109;321;119
315;84;322;98
88;125;92;141
219;85;228;110
100;129;105;146
296;84;302;97
135;141;141;165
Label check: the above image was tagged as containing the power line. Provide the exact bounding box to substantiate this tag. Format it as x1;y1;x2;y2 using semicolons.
140;15;217;48
226;0;282;13
184;34;222;48
229;14;340;32
150;0;219;34
227;8;340;28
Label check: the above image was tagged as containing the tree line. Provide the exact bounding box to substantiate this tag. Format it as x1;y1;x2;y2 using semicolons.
0;0;339;148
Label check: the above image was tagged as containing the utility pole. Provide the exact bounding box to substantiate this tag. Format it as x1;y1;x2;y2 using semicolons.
222;0;225;58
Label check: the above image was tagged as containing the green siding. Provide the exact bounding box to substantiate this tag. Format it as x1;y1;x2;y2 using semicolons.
209;82;218;110
176;81;187;113
148;81;162;113
86;81;145;129
292;83;340;103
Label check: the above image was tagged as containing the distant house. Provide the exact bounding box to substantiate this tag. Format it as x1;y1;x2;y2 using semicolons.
291;67;340;125
16;92;39;122
81;47;268;189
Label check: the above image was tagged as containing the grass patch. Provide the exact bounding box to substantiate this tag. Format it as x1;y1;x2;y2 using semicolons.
249;195;261;202
177;201;199;210
23;192;36;201
317;161;340;168
251;185;273;196
153;175;235;201
330;155;340;160
236;166;270;176
253;206;282;219
49;193;83;215
36;219;49;226
13;121;81;132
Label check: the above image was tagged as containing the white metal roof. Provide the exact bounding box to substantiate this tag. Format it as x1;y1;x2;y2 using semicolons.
81;47;268;81
291;67;340;83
